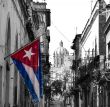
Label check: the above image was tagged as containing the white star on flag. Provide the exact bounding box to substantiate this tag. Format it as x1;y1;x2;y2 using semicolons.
23;47;35;60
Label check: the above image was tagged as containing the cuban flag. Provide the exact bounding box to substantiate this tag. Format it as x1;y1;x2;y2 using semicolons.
10;39;43;103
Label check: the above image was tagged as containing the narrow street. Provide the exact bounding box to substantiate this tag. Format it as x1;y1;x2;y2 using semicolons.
50;100;64;107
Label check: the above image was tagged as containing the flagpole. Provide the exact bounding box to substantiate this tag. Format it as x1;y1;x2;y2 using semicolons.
4;36;40;60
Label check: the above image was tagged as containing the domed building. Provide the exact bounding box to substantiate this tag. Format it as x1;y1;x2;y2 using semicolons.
50;40;73;82
53;40;69;67
50;41;74;105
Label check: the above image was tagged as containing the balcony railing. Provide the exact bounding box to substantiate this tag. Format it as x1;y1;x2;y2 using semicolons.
105;60;110;70
74;55;101;85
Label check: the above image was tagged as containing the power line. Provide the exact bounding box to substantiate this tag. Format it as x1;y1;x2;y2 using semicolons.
51;22;71;43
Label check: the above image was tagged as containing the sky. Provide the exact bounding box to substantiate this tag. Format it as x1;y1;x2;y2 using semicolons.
33;0;110;64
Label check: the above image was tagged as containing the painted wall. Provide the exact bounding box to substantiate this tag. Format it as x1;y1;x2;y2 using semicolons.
81;15;99;59
0;1;28;107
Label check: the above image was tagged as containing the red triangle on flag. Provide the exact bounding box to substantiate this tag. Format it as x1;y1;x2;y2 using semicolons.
11;39;40;71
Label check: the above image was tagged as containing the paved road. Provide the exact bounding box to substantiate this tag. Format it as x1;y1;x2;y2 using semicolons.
50;100;64;107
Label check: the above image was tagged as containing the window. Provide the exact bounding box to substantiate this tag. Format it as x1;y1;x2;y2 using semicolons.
61;57;63;65
5;18;11;107
108;42;110;60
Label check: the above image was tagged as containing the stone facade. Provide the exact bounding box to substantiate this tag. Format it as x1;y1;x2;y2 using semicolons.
71;0;109;107
0;1;30;107
0;0;51;107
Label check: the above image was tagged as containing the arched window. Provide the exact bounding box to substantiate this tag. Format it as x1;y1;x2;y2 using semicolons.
5;18;11;107
108;42;110;60
61;57;63;65
13;33;18;106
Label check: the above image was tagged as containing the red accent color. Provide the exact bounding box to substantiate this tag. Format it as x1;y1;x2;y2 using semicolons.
11;39;40;71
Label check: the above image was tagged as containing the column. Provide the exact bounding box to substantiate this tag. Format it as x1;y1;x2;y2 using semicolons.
9;64;14;107
17;72;20;107
97;85;99;107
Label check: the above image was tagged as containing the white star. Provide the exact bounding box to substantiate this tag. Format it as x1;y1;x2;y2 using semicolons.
23;48;35;60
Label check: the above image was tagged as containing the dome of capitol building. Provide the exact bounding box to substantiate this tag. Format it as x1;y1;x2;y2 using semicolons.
50;40;73;88
53;40;69;67
54;40;69;56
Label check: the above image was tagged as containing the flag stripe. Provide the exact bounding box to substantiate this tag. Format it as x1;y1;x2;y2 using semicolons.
12;59;39;102
23;63;40;99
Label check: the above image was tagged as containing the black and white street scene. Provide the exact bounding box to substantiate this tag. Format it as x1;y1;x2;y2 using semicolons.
1;0;110;107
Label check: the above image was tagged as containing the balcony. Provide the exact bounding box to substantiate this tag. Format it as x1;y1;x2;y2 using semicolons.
76;55;100;85
105;60;110;70
104;60;110;81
